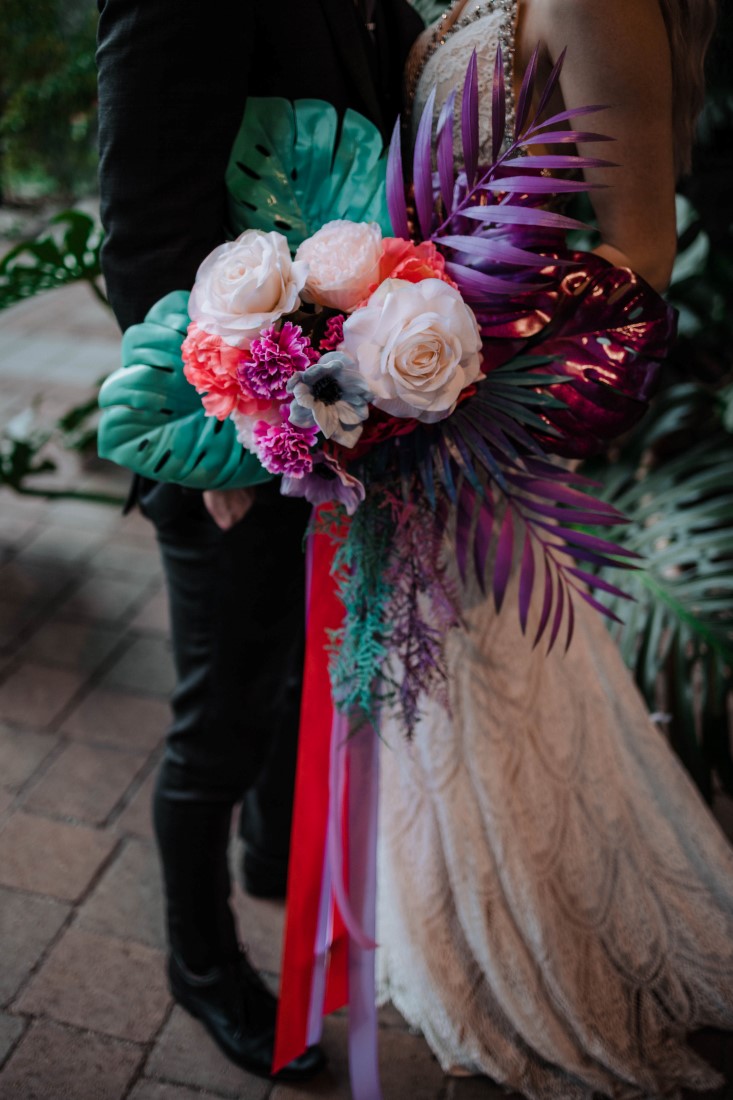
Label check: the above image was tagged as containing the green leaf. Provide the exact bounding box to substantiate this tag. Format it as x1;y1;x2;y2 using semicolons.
225;98;391;250
97;292;271;490
586;424;733;798
0;210;104;311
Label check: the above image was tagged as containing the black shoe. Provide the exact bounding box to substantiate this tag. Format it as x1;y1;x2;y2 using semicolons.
168;950;326;1082
242;847;289;900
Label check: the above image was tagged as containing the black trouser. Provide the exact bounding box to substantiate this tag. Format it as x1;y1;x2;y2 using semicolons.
139;479;310;972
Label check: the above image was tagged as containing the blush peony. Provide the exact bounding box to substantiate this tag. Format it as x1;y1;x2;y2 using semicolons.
295;220;383;313
341;278;482;423
188;229;308;348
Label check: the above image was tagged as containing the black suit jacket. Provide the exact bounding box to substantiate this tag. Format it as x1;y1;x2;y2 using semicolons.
96;0;424;333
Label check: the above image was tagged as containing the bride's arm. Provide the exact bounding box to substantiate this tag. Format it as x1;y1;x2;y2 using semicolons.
519;0;677;292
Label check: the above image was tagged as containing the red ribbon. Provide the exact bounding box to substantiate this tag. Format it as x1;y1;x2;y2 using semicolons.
273;526;348;1071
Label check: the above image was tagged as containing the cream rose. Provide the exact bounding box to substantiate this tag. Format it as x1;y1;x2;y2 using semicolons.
295;220;382;313
341;278;482;422
189;229;308;348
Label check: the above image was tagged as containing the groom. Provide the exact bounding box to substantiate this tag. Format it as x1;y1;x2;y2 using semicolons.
96;0;423;1082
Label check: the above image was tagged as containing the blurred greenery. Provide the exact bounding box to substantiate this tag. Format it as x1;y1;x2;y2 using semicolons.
0;0;98;203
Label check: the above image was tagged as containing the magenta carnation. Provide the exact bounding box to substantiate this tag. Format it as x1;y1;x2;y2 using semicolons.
253;414;318;477
238;322;318;400
320;314;345;352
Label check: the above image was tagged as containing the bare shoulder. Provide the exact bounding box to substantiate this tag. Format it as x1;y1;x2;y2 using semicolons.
519;0;668;61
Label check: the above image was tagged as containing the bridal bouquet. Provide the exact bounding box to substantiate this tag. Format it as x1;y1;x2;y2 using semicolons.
181;222;481;514
99;49;675;734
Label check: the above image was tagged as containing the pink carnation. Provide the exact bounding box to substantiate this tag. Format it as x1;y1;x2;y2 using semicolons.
182;322;270;420
238;322;318;400
253;414;318;477
320;314;345;352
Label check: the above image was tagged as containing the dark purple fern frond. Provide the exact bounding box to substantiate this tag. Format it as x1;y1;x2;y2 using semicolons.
534;46;567;120
514;44;539;138
491;45;506;163
436;89;457;216
461;49;479;188
413;85;437;240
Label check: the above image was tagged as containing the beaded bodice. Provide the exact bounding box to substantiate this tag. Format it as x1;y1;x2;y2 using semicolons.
407;0;518;160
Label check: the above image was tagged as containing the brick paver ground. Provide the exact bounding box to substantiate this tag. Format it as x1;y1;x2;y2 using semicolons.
1;285;731;1098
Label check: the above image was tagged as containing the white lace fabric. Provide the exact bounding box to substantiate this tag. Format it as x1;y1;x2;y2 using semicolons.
408;0;518;161
375;9;733;1098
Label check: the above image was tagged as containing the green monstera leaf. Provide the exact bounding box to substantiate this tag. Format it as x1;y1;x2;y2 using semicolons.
98;292;271;490
226;97;391;249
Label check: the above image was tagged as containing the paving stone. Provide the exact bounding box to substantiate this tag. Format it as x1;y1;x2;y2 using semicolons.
271;1015;443;1100
145;1006;269;1099
59;574;151;623
130;589;171;635
62;686;168;752
90;539;162;578
46;498;123;534
0;1019;142;1099
231;882;285;976
0;598;44;651
23;742;148;826
447;1075;518;1098
0;558;75;607
0;662;83;728
130;1082;224;1100
110;511;157;547
18;525;106;565
102;637;176;697
0;514;40;553
0;811;116;900
268;1015;348;1100
0;724;55;791
21;618;122;673
78;838;165;949
0;1012;25;1065
14;927;170;1043
0;492;47;524
0;886;70;1003
114;766;157;840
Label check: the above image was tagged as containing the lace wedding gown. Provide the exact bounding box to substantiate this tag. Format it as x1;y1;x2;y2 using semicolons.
375;3;733;1096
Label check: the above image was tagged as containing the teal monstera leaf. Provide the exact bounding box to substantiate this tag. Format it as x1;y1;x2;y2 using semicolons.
226;98;391;249
99;98;390;487
98;292;271;490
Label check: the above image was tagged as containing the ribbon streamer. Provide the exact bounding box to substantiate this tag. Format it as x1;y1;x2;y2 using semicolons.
274;523;383;1098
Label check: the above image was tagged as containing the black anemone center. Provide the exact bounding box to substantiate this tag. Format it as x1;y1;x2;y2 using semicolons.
313;463;339;481
311;377;343;405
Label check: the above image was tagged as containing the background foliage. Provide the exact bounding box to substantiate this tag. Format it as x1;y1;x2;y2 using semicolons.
0;0;98;203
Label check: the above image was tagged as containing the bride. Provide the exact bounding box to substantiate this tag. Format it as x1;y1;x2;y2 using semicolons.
376;1;733;1096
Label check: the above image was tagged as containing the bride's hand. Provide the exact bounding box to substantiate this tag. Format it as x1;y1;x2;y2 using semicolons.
203;488;255;530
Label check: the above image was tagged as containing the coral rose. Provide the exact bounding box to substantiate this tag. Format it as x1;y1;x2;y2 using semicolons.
371;238;457;294
181;323;270;421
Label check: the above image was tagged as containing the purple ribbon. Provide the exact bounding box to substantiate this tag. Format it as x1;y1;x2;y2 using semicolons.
322;709;383;1099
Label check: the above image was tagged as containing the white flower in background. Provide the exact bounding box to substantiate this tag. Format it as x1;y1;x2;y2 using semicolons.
295;220;383;313
189;229;308;348
287;351;372;447
341;278;482;422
